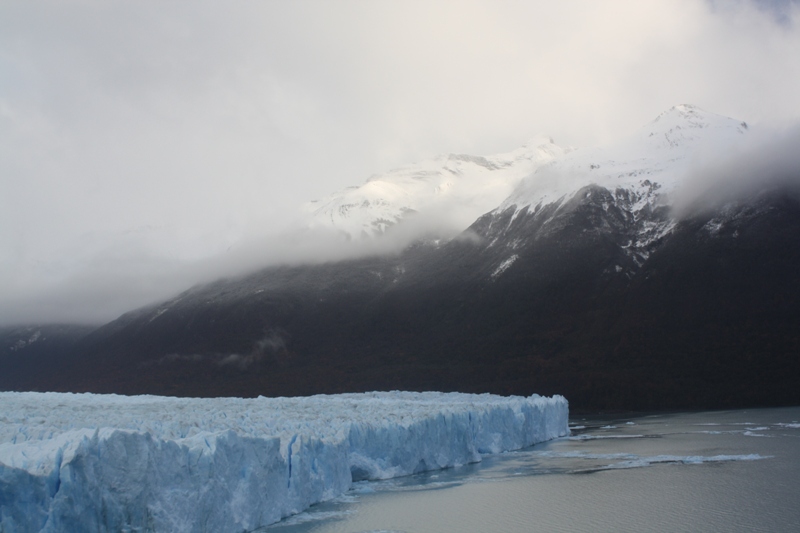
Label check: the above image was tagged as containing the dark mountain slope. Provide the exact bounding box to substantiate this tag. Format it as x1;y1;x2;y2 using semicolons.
0;324;97;392
4;182;798;412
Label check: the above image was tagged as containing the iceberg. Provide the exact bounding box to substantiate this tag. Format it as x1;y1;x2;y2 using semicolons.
0;391;568;532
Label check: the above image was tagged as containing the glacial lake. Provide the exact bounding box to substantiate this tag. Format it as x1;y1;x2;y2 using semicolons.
264;406;800;532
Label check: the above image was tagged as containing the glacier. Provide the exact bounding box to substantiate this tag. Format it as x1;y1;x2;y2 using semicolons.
0;391;568;532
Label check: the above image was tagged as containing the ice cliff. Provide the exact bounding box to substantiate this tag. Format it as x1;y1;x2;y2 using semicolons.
0;391;568;532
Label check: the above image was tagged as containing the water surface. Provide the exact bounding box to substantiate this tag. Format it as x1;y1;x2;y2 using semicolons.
264;407;800;532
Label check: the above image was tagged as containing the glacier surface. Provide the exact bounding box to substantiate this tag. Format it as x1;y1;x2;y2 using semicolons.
0;391;568;532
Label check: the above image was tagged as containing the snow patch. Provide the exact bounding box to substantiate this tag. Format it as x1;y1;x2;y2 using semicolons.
9;330;43;352
491;255;519;279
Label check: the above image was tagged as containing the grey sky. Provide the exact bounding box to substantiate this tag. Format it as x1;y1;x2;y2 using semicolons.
2;0;800;325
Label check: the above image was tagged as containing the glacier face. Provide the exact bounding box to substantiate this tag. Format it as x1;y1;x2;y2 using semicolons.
0;391;568;532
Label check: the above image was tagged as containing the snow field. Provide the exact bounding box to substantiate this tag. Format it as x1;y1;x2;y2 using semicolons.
0;391;568;533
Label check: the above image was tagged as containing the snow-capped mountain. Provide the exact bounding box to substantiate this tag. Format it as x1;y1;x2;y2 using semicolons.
501;104;748;212
303;136;567;239
474;104;750;276
303;104;748;252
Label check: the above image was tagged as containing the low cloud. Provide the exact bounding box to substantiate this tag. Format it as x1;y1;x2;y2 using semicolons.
0;204;483;326
151;329;290;370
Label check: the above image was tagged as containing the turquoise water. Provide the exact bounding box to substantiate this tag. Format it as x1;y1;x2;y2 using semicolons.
263;407;800;532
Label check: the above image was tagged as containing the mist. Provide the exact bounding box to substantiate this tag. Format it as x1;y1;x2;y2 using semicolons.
2;0;800;325
676;124;800;215
0;208;474;326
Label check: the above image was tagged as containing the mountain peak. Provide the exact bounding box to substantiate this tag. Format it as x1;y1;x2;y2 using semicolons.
652;103;723;123
655;103;703;119
498;105;749;214
303;137;566;239
640;104;748;148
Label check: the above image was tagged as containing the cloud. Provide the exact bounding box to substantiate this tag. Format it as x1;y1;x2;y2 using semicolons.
151;329;290;370
675;123;800;214
1;0;800;325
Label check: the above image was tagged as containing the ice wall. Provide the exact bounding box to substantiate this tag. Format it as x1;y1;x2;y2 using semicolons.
0;391;568;532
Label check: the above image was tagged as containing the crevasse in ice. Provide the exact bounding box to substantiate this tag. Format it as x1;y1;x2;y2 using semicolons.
0;391;568;532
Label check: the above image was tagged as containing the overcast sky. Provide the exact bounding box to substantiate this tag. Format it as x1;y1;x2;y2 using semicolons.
2;0;800;325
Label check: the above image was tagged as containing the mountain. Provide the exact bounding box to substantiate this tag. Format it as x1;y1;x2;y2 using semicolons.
478;104;750;278
2;105;798;412
0;324;97;391
303;136;567;239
